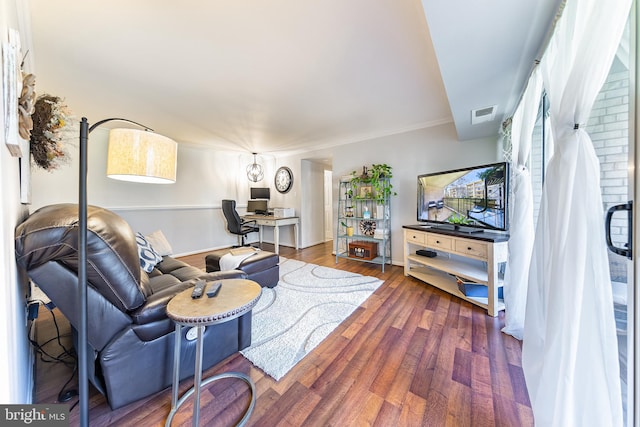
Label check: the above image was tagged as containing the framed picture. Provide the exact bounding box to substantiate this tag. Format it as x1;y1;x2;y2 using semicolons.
3;28;21;157
359;185;372;199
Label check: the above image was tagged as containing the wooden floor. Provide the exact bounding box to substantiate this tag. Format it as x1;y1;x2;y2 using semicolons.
34;241;532;426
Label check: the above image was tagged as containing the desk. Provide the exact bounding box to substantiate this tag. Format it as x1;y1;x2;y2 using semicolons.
165;279;262;427
243;215;299;254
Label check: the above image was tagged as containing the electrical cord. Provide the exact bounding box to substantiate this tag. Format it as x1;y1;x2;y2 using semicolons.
48;305;75;360
57;364;78;403
28;302;76;367
30;301;79;406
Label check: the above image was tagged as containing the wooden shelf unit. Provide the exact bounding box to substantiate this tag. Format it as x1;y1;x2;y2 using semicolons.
403;225;508;316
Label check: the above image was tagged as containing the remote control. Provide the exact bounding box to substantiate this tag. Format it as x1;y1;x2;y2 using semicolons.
207;283;222;298
191;280;207;299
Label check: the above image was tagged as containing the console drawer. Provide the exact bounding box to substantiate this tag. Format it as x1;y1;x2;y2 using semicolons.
426;235;453;251
405;230;425;245
455;240;488;259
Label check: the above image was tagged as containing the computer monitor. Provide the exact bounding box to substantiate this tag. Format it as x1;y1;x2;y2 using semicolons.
247;199;268;214
250;187;270;200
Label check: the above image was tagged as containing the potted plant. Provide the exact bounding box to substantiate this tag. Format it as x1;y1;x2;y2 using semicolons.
341;221;354;236
369;163;396;204
348;164;397;218
346;166;367;199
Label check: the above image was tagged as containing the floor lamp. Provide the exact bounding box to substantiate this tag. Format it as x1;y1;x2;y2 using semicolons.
78;117;177;426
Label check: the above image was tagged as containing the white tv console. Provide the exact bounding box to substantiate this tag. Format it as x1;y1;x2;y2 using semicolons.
403;225;509;317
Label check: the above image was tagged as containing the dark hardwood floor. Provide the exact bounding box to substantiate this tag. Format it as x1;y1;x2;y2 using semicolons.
33;241;532;426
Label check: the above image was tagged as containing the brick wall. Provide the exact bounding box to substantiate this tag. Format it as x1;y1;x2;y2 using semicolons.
530;114;544;225
528;59;629;248
588;61;629;248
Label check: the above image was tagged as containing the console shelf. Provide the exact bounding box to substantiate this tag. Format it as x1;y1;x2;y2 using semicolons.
403;225;508;316
406;254;493;284
407;265;505;311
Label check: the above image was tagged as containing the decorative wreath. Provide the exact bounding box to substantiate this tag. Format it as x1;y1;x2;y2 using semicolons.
29;95;74;171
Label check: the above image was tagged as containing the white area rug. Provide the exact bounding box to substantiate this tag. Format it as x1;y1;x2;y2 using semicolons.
241;257;384;380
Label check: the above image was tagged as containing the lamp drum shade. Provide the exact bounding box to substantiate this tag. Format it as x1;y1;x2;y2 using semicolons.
107;128;177;184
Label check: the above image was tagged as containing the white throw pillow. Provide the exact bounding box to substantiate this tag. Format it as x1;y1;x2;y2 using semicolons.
144;230;173;256
135;232;163;273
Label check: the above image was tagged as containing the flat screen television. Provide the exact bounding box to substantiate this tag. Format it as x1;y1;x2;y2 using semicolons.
250;187;270;200
417;162;509;232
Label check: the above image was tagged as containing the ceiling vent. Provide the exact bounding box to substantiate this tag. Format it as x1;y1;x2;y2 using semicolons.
471;105;497;125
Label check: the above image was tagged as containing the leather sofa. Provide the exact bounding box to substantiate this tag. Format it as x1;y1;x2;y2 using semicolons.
15;204;253;409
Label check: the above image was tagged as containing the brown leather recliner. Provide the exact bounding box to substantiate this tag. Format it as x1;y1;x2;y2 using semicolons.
15;204;253;409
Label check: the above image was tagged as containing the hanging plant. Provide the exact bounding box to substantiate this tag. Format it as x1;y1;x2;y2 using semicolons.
30;95;74;171
349;163;397;203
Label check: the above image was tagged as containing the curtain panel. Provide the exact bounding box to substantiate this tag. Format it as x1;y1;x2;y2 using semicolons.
502;69;542;339
522;0;631;425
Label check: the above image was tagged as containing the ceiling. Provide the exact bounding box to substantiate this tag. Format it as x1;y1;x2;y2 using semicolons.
26;0;560;157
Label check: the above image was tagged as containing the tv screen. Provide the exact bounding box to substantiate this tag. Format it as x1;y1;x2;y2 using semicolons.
417;162;509;232
250;187;270;200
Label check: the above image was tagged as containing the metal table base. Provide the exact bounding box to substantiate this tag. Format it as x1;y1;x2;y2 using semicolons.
165;324;256;427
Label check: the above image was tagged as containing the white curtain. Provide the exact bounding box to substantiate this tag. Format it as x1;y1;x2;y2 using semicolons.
617;19;630;70
502;69;542;339
522;0;631;425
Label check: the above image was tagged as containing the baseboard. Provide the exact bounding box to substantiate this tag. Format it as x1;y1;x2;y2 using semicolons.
27;318;37;403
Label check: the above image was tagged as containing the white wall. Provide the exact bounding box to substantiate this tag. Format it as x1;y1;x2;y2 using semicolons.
29;129;283;253
331;122;499;264
300;159;328;248
0;0;35;404
256;122;500;263
30;122;498;263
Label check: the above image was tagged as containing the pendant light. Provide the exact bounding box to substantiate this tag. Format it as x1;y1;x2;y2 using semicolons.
246;152;264;182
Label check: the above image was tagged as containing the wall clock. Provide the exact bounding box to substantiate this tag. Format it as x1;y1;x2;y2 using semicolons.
275;166;294;193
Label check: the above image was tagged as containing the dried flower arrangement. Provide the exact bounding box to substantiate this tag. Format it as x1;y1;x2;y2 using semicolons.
18;73;36;140
29;95;74;171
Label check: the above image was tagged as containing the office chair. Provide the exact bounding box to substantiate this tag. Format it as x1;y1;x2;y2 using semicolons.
221;199;259;246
